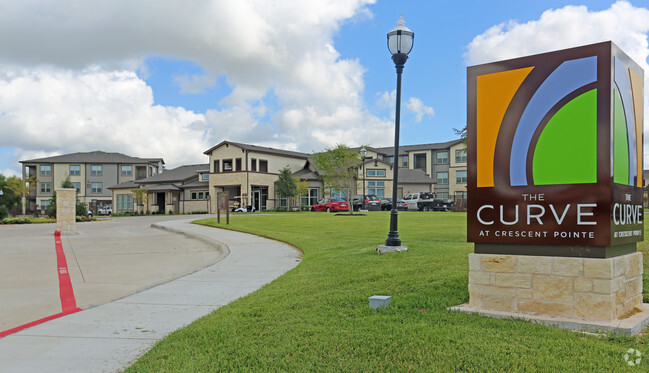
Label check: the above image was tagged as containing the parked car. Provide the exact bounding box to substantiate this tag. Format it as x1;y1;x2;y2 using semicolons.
402;192;454;211
232;205;256;212
379;197;391;211
387;198;408;211
351;194;381;211
311;198;349;212
430;198;455;211
97;205;112;215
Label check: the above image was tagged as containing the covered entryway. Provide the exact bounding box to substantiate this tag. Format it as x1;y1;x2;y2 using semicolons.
251;186;268;211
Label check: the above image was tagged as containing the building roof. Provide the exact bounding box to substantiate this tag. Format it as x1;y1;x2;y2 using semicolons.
371;139;465;157
293;167;320;181
145;184;182;192
203;140;310;160
108;180;139;190
20;150;164;165
137;164;209;184
398;168;436;184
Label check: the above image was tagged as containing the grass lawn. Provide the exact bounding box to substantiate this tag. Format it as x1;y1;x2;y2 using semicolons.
128;211;649;372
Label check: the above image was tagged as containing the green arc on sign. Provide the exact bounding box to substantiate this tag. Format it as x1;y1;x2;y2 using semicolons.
532;89;597;185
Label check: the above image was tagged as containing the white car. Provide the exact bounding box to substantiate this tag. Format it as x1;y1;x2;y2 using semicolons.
98;205;113;215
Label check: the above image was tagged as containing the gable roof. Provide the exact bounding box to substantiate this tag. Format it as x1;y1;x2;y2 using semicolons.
399;168;436;184
203;140;310;160
20;150;164;165
136;164;209;184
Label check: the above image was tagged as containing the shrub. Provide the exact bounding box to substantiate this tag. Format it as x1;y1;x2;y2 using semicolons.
190;210;208;214
0;205;8;219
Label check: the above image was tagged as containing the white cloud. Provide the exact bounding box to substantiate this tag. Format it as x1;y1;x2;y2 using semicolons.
0;65;209;168
465;0;649;166
0;0;386;174
405;97;435;123
465;1;649;65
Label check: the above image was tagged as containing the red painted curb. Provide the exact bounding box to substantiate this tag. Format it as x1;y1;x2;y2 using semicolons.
0;231;82;338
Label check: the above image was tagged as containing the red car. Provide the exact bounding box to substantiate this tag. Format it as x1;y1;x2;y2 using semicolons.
311;198;349;212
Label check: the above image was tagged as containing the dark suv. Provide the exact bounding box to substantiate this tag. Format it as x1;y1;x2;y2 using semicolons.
351;194;381;211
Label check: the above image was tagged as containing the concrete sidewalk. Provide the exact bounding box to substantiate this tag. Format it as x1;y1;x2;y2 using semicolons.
0;219;301;373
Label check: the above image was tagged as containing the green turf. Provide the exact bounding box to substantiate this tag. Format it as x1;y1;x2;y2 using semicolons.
127;211;649;372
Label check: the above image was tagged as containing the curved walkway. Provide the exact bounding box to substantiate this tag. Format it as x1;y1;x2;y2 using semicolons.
0;218;301;373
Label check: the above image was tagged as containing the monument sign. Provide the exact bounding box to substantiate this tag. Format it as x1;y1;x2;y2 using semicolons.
467;41;644;258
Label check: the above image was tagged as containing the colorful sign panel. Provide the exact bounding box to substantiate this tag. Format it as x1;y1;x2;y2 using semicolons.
467;42;644;256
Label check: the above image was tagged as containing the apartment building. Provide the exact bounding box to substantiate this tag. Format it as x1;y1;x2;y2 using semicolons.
357;139;467;203
204;139;464;211
204;141;322;212
20;151;163;214
109;164;210;214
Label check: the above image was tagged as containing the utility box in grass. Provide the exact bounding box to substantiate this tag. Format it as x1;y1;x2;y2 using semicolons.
369;295;391;310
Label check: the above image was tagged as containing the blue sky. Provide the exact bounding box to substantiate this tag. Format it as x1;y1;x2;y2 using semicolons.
0;0;647;176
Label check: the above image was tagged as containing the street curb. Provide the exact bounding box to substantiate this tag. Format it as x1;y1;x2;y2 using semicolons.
150;222;232;261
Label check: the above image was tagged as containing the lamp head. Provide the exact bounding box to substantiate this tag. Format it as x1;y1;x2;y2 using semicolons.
387;15;414;57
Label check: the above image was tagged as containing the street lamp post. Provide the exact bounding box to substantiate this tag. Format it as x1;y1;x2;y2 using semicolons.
383;15;413;249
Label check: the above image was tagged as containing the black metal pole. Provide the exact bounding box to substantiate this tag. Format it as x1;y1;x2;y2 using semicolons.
385;53;407;246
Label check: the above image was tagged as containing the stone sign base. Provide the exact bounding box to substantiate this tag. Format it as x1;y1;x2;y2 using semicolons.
56;188;77;235
451;252;649;335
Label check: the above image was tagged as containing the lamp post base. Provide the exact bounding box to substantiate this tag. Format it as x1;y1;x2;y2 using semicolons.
376;244;408;254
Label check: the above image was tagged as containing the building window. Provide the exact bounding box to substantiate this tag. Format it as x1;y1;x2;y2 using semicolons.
201;173;210;180
91;165;102;176
235;158;242;171
117;194;133;211
71;182;81;193
279;196;287;207
436;151;449;164
367;169;386;177
332;188;349;199
401;156;409;168
121;165;132;176
301;188;319;206
40;165;51;176
456;170;467;184
191;191;208;200
368;181;385;197
40;183;51;193
40;200;50;210
437;172;449;185
436;192;449;199
455;149;467;163
259;160;268;173
223;159;233;172
213;160;220;173
414;154;426;169
251;158;257;172
91;182;102;193
384;156;394;164
70;165;81;176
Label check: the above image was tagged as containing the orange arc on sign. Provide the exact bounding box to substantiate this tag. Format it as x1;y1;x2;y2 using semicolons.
477;67;533;187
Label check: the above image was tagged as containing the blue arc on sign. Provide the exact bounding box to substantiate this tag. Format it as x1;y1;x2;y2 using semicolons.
509;56;597;186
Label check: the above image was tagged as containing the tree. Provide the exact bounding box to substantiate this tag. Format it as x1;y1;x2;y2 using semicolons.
0;174;22;215
296;178;310;211
454;125;467;144
132;187;148;214
312;144;359;215
4;174;38;215
275;166;298;210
